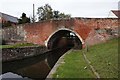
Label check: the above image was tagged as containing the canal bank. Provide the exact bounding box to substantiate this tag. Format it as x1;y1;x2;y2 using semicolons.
46;49;73;78
2;45;72;79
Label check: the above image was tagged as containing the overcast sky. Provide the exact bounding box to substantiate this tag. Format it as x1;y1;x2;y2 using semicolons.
0;0;119;18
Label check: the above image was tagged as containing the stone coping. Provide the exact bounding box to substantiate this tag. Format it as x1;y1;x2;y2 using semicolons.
2;46;48;62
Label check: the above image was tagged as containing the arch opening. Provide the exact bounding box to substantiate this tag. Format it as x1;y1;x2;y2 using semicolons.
46;29;83;50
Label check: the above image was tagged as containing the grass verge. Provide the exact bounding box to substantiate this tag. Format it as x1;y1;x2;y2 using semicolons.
52;38;118;78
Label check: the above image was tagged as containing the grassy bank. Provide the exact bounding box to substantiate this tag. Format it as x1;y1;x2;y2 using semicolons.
52;38;118;78
0;43;39;49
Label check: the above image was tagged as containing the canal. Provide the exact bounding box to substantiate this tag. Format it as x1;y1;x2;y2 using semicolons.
2;46;71;80
2;32;82;80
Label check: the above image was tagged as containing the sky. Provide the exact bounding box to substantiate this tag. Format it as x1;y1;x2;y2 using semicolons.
0;0;119;18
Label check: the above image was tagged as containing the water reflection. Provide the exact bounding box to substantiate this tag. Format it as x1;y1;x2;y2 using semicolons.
2;46;70;80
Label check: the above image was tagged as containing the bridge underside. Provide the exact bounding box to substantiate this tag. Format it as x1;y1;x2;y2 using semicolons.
47;30;82;49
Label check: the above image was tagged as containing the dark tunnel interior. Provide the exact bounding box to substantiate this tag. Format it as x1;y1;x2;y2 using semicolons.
47;30;82;50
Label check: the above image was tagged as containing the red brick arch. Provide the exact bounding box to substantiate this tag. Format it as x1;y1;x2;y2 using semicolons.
45;27;84;47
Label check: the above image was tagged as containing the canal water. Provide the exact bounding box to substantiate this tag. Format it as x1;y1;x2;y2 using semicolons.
2;46;71;80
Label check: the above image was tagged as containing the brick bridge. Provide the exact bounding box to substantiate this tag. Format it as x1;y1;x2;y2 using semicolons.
1;18;118;79
2;18;118;49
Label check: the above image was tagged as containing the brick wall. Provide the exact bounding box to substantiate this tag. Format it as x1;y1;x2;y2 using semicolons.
2;25;25;41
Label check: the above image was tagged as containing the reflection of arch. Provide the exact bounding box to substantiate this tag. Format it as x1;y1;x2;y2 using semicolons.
45;27;84;48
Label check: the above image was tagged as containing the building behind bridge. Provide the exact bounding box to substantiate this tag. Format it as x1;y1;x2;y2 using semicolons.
108;10;120;18
0;12;18;28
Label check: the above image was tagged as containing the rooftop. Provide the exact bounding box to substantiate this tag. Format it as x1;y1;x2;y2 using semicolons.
111;10;120;18
0;12;18;23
